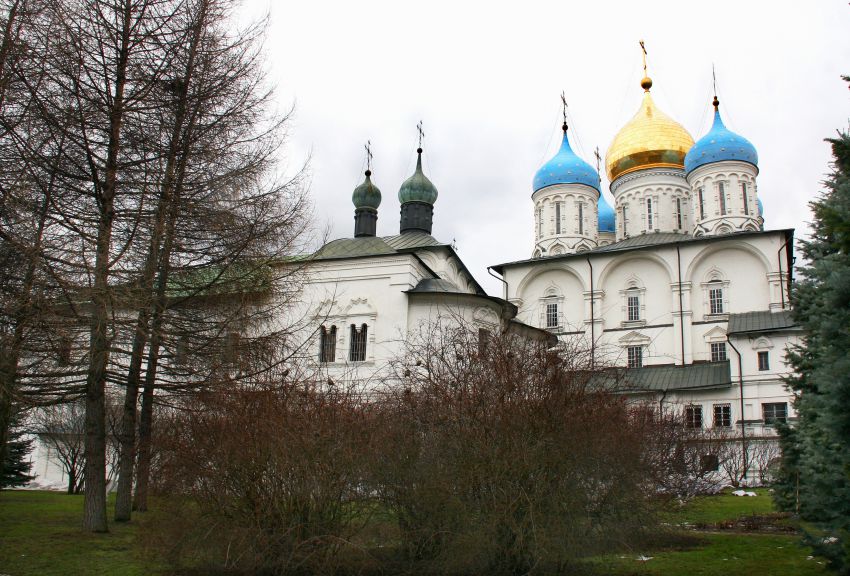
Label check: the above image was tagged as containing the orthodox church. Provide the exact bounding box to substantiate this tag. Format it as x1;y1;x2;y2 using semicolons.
293;63;799;481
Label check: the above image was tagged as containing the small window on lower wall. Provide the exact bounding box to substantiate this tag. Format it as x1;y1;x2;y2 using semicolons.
758;350;770;371
700;453;720;473
627;346;643;368
478;328;491;355
685;405;703;429
713;404;731;428
710;341;727;362
763;402;788;424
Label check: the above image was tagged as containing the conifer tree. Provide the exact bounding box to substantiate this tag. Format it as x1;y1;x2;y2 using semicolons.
1;409;34;488
778;79;850;573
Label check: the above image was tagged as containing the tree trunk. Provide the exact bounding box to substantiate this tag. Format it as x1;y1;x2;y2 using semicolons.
82;0;133;533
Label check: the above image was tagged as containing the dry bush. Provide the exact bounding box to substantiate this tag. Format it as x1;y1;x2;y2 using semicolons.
373;325;658;575
146;379;380;575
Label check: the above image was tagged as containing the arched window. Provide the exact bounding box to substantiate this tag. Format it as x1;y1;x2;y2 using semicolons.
319;325;337;363
349;323;367;362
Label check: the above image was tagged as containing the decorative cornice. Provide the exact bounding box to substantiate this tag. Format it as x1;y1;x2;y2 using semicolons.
611;168;687;195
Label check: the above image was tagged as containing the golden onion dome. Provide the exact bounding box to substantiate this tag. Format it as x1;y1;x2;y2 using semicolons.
605;77;695;182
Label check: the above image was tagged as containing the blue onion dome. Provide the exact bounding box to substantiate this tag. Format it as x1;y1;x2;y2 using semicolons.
757;197;763;217
533;127;600;193
398;148;438;204
685;97;758;175
352;170;381;209
598;193;615;233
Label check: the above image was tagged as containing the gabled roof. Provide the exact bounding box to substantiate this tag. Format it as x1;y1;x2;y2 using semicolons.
727;310;799;335
311;232;486;295
596;361;732;393
491;229;794;273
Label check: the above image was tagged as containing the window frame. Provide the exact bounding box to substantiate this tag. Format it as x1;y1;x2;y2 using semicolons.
762;402;788;425
348;323;368;362
646;197;654;230
718;181;727;215
710;341;727;362
627;345;643;368
713;403;732;428
757;350;770;371
319;324;337;363
685;404;703;429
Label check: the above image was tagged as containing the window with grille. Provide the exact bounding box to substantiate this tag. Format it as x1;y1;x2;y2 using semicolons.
709;283;724;314
676;197;683;229
478;328;491;355
319;325;337;363
627;292;640;322
646;198;653;230
545;302;559;329
742;182;750;215
762;402;788;424
713;404;732;428
627;346;643;368
622;205;628;235
698;187;705;219
349;323;367;362
685;405;703;429
555;202;562;234
718;182;727;215
758;350;770;371
710;341;727;362
58;336;72;366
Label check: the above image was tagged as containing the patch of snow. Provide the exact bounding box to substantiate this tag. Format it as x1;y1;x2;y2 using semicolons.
732;489;757;497
636;555;653;562
822;536;839;544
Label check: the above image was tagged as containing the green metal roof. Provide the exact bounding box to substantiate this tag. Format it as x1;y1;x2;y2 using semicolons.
597;361;732;393
491;229;794;273
727;310;798;334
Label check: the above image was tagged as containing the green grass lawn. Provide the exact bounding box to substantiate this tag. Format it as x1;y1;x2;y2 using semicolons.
0;490;157;576
0;488;834;576
582;488;830;576
661;488;777;526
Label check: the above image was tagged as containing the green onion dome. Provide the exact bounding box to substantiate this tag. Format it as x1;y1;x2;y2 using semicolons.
352;170;382;209
398;148;438;205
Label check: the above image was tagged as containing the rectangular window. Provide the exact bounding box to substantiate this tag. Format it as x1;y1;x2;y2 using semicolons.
698;187;705;220
646;197;653;230
58;336;72;366
763;402;788;424
718;181;727;215
622;205;627;236
538;207;543;239
676;197;683;229
545;302;559;329
758;350;770;371
555;202;562;234
319;325;337;363
349;324;367;362
578;202;583;235
713;404;732;428
627;346;643;368
709;286;724;314
478;328;491;355
742;182;750;215
710;341;727;362
627;294;640;322
685;405;703;429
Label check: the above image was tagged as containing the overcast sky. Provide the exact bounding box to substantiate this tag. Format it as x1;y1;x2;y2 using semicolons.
241;0;850;295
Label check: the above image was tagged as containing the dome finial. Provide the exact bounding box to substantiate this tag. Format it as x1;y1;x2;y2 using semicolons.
561;91;569;133
639;39;652;92
712;63;720;110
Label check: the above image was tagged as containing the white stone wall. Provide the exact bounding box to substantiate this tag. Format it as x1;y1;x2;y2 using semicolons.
532;183;599;257
502;230;796;435
687;161;761;236
611;169;693;240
